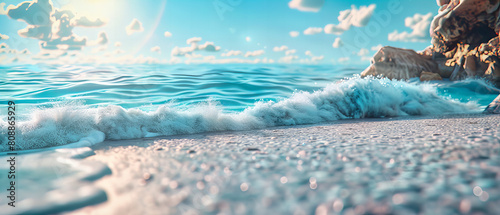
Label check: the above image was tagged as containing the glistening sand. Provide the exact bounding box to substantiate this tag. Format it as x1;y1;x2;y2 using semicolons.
67;113;500;215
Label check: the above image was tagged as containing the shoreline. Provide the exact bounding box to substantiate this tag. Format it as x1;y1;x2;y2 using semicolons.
69;113;500;214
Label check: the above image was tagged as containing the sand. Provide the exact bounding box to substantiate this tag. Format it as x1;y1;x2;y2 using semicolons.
62;113;500;215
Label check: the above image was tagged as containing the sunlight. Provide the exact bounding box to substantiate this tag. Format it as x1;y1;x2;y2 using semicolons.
60;0;123;22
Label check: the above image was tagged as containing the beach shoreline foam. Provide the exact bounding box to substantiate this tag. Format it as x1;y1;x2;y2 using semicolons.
0;77;484;153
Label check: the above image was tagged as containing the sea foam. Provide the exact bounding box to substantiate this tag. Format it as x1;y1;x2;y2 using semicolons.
0;77;479;152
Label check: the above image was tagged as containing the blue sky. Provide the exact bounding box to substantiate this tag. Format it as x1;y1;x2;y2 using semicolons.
0;0;439;65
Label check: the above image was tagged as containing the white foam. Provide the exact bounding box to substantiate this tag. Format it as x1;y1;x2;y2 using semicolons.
0;77;479;152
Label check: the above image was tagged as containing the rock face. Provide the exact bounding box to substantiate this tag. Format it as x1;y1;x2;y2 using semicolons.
485;95;500;114
361;47;439;80
362;0;500;87
420;71;443;81
361;0;500;113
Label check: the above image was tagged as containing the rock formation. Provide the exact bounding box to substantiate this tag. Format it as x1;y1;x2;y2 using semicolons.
361;47;439;80
361;0;500;113
485;95;500;114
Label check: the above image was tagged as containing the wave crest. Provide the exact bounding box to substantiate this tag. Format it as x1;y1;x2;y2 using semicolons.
0;77;479;152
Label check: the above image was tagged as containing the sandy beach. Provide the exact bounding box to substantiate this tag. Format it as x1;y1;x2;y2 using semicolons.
59;113;500;214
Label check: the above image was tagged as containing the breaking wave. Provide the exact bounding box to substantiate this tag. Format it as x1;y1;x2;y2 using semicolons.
0;77;480;152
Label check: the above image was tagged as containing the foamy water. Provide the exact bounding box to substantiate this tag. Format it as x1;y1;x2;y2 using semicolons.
0;64;499;151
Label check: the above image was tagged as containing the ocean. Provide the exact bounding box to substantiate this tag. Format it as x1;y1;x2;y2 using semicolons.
1;64;500;214
0;64;499;152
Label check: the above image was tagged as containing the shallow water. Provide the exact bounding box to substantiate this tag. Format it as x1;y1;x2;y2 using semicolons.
0;64;499;151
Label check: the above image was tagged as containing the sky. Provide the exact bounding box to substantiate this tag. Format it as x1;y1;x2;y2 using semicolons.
0;0;440;65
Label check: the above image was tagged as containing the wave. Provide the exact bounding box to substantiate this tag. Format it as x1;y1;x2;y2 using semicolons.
0;77;479;152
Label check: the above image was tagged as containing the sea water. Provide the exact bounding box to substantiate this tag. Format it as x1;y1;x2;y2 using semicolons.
1;64;500;214
0;64;499;151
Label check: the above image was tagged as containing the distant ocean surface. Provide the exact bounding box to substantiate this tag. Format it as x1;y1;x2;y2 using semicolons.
1;64;499;151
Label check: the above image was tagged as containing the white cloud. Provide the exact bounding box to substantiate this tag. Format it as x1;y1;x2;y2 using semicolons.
285;49;296;55
388;13;433;42
115;42;121;47
164;31;172;37
246;37;251;42
88;31;108;46
311;55;324;61
279;55;299;63
198;42;221;52
71;16;105;27
338;57;350;63
290;31;300;37
332;37;343;48
273;45;289;52
171;45;196;56
304;27;323;35
126;18;144;35
5;0;108;51
245;50;265;57
20;48;31;55
187;37;202;44
221;50;242;57
96;32;108;45
324;4;376;35
172;38;221;56
151;46;161;54
357;48;369;56
288;0;324;12
7;0;52;25
371;44;383;51
0;3;15;15
0;43;8;49
0;33;8;40
301;51;324;63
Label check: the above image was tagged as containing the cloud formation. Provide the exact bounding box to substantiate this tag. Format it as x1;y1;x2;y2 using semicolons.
0;33;8;40
221;50;242;57
71;16;105;27
290;31;300;37
273;45;289;52
245;50;265;57
95;32;108;46
338;57;350;63
324;4;376;35
285;49;296;55
151;46;161;54
332;37;343;48
164;31;172;37
0;3;15;15
357;48;369;56
388;13;433;42
171;37;221;56
303;27;323;35
5;0;107;51
126;18;144;35
198;42;221;52
288;0;324;12
187;37;202;45
371;44;383;51
279;55;299;63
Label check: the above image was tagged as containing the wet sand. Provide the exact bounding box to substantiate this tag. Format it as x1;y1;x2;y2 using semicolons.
68;113;500;215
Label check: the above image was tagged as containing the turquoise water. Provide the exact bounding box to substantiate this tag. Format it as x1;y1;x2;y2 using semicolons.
0;64;499;151
0;64;361;111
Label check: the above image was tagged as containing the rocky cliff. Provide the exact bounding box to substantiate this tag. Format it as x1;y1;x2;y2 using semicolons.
362;0;500;86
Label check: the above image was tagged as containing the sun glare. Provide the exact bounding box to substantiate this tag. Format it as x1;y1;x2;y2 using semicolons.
60;0;123;22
